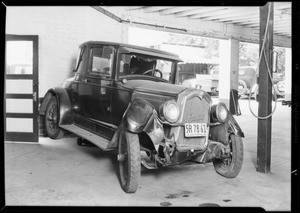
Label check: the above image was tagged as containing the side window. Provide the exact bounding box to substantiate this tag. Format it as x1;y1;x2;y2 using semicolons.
89;46;114;78
74;46;86;75
119;54;132;77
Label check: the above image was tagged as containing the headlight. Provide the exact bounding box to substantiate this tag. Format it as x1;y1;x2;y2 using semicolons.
211;103;228;123
159;100;180;123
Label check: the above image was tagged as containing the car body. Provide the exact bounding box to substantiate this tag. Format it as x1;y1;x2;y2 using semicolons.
39;41;244;193
238;66;257;96
238;66;285;100
181;74;219;96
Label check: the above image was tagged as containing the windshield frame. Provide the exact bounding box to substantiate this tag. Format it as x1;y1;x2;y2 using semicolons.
116;52;178;84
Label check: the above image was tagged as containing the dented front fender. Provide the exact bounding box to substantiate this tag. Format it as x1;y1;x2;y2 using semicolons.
123;98;155;133
122;98;164;146
143;113;164;146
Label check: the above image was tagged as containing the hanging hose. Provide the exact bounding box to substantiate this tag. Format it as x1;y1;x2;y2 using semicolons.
248;3;278;120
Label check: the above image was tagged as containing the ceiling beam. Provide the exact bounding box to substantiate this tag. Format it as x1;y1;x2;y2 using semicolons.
159;7;197;15
125;6;145;11
175;7;216;17
206;9;258;21
143;6;173;13
205;15;259;23
192;8;241;20
188;7;229;19
274;3;292;10
274;19;292;25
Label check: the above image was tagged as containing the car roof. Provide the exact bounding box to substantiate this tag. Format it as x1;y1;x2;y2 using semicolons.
80;41;182;62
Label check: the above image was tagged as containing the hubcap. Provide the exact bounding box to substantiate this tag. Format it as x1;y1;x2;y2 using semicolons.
221;139;233;167
117;154;126;162
47;104;58;131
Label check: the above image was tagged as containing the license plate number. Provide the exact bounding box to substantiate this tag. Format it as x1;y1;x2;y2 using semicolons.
184;123;207;137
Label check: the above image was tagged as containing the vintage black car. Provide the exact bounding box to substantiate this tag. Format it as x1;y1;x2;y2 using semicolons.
39;41;244;193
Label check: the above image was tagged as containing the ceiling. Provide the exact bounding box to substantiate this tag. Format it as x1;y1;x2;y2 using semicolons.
125;3;291;38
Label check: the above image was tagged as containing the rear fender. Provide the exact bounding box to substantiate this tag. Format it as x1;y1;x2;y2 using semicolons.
39;88;73;125
209;112;244;145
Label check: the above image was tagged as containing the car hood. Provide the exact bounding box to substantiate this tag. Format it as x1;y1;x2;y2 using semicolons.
121;79;188;97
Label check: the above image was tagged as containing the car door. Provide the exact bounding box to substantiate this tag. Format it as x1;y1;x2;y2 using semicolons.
76;45;115;134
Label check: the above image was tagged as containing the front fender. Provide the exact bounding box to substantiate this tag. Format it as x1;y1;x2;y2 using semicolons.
108;98;164;149
209;113;244;145
122;98;156;133
39;87;73;125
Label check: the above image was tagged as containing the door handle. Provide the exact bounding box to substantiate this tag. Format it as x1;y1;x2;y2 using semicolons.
33;92;37;102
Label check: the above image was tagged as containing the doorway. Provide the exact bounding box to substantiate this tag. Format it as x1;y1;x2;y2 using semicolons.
5;35;39;142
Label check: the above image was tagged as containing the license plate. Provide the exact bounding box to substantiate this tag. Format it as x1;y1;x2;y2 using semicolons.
184;123;207;137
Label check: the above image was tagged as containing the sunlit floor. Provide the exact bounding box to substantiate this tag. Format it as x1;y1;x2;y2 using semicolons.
5;98;291;210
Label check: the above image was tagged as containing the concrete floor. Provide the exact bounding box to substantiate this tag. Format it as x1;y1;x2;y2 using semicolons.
5;98;291;210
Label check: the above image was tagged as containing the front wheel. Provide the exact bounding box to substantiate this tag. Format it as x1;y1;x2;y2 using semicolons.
213;135;243;178
118;131;141;193
45;97;64;139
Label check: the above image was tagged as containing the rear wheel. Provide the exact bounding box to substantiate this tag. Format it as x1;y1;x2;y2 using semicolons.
118;131;141;193
213;135;243;178
45;97;64;139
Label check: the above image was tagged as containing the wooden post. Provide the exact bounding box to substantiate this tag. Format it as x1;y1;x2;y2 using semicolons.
257;2;273;173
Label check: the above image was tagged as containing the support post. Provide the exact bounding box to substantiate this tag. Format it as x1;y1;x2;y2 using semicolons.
284;48;291;102
219;39;239;109
257;2;273;173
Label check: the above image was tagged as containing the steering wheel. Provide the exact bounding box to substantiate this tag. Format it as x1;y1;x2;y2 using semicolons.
142;69;163;78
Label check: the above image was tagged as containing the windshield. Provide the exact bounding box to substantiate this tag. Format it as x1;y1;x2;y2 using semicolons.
118;53;175;82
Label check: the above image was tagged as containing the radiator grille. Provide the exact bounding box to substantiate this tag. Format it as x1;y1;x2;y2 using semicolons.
176;96;210;151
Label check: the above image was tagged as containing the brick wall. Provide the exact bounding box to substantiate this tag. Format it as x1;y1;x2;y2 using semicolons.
6;6;124;97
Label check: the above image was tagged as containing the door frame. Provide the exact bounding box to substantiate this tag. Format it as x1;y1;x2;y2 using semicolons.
5;34;39;142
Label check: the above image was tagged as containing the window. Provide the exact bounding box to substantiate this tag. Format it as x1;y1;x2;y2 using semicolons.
118;53;174;82
6;41;33;74
74;46;86;74
90;46;114;77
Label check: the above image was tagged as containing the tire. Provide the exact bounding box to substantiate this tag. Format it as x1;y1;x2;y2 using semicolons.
45;97;64;139
213;135;243;178
118;131;141;193
238;80;247;96
274;82;285;97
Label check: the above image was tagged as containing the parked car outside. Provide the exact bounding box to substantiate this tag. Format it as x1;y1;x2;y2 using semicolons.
39;41;245;193
238;66;285;100
238;66;257;97
181;74;219;96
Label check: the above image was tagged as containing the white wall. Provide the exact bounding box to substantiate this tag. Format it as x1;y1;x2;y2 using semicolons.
6;6;124;97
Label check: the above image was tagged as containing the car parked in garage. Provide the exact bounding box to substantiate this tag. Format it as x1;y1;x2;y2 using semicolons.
39;41;245;193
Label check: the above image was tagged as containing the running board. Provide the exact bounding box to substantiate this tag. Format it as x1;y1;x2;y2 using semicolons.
60;124;113;151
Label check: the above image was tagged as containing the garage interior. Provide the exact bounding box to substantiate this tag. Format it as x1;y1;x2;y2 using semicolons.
4;2;294;210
